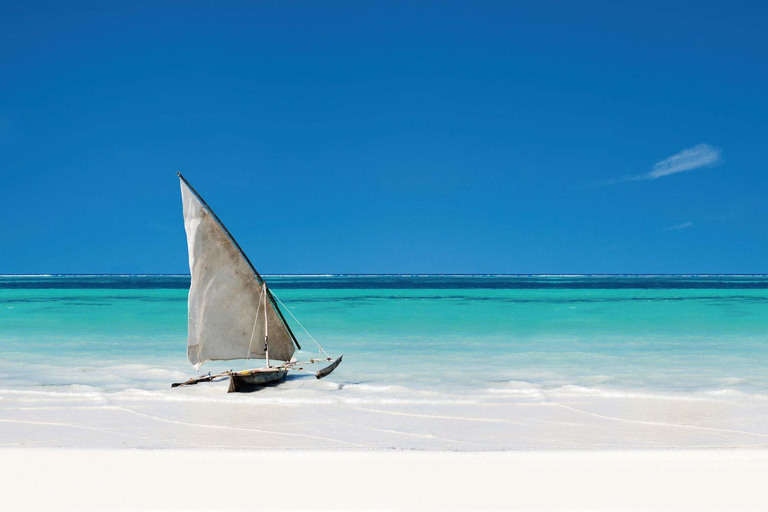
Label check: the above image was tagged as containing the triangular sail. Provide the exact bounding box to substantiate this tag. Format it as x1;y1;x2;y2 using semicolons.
179;175;299;370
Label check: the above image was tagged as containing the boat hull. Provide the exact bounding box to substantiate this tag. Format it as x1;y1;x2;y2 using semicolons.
228;368;288;393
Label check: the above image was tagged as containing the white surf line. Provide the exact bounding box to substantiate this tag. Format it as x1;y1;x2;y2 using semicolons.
349;405;532;425
113;405;373;448
551;402;768;439
183;441;276;450
2;405;136;412
0;418;157;442
360;424;440;440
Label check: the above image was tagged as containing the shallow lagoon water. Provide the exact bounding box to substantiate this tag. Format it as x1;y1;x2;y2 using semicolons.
2;275;768;450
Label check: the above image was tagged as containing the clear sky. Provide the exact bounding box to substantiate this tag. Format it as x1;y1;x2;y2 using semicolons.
2;1;766;274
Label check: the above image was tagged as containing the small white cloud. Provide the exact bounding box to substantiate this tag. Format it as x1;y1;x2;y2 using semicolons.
663;221;694;231
648;144;722;179
605;144;722;184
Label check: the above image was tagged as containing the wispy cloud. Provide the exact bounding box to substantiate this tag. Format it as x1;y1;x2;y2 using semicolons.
706;212;742;221
663;221;694;231
604;144;722;184
647;144;722;179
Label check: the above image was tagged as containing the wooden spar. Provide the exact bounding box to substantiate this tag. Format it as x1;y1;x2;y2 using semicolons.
177;173;265;284
176;172;301;350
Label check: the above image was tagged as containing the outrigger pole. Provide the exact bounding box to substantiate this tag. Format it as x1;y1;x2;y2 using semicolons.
171;372;229;387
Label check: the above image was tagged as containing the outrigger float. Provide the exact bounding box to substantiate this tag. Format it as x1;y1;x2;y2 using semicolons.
171;173;342;392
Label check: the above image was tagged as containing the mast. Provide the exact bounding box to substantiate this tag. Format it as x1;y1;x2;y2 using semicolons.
263;282;270;368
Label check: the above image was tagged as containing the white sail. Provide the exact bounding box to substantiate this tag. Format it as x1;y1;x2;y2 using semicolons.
180;177;298;369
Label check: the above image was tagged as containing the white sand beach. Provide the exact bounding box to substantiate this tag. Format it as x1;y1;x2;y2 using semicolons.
4;380;768;510
3;377;768;450
3;448;768;511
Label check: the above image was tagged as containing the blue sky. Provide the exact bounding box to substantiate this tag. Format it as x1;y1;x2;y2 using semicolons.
1;1;766;274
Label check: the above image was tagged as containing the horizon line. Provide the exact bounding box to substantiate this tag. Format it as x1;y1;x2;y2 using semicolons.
2;273;768;277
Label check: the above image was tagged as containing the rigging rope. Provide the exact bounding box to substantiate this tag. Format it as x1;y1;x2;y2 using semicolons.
246;287;265;359
270;290;331;359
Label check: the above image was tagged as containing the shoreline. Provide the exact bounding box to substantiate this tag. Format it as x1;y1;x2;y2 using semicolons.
4;448;768;511
4;380;768;450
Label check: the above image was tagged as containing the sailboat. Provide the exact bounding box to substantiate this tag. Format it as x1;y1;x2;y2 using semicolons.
171;173;342;392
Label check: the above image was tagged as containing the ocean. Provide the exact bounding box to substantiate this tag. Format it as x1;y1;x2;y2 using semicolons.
2;274;768;450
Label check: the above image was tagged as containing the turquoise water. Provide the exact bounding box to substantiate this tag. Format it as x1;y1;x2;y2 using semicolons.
2;274;768;395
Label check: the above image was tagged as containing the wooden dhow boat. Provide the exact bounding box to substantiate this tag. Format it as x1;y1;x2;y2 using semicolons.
171;173;342;392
